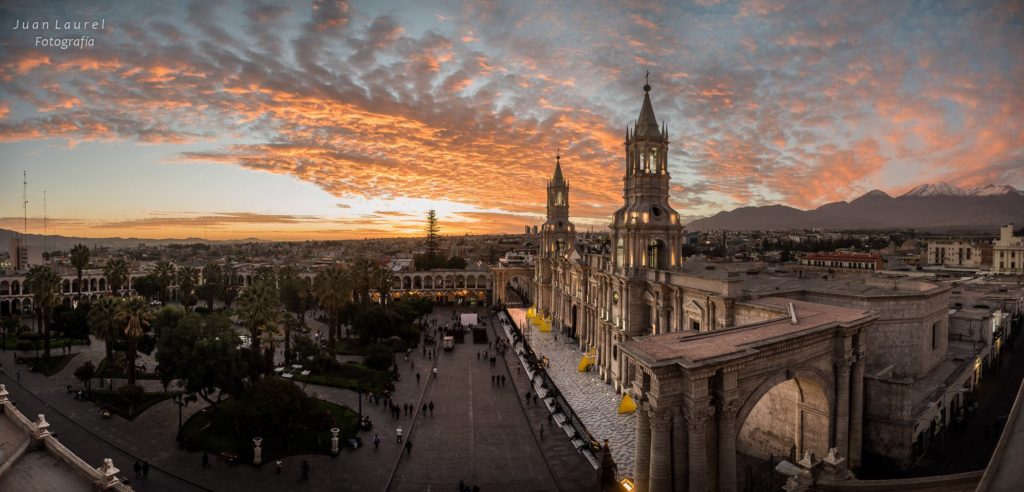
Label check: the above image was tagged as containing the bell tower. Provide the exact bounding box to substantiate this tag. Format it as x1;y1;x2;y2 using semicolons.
541;151;576;257
610;77;684;275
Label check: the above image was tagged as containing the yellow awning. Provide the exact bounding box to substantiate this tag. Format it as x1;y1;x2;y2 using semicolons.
618;393;637;414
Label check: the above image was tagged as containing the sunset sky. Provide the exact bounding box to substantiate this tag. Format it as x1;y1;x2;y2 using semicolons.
1;0;1022;240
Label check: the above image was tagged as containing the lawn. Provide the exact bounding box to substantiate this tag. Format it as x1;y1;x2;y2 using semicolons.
20;353;78;376
181;398;358;462
90;389;180;420
291;362;393;393
2;335;85;351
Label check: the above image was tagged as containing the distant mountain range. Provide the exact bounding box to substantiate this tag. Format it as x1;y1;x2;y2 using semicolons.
0;229;261;254
686;183;1024;232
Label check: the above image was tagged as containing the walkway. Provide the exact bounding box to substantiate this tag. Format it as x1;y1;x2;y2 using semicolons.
389;306;566;491
507;308;636;477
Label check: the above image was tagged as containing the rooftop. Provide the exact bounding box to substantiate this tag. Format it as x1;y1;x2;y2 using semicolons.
620;297;875;368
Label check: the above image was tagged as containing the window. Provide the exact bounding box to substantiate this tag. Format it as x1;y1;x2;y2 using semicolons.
691;320;700;331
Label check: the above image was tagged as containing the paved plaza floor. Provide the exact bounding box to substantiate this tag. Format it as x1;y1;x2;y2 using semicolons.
0;305;598;492
507;309;636;477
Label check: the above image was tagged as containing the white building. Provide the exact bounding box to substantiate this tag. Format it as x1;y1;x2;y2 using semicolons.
926;239;990;268
993;224;1024;274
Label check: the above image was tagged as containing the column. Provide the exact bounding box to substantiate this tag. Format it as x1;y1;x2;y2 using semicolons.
717;399;739;492
835;359;851;458
687;405;713;492
650;411;672;491
673;408;688;492
849;350;865;467
635;408;652;492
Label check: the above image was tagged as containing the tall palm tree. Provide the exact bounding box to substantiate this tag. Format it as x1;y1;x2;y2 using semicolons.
374;266;393;308
313;266;351;350
200;262;223;310
103;258;129;296
278;266;312;364
220;262;239;309
69;244;90;302
117;296;153;385
25;265;62;360
154;261;175;302
88;296;122;364
236;278;282;360
349;257;377;305
177;266;199;311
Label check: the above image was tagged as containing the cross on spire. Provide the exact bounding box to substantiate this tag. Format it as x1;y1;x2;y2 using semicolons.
644;70;651;92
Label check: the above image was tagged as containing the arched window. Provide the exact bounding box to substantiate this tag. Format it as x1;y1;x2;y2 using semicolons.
616;237;624;267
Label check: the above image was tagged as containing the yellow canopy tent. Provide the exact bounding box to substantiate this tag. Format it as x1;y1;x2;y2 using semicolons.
618;393;637;414
577;348;596;372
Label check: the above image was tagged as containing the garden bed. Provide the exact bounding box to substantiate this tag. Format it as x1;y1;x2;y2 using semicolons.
180;397;357;462
291;362;393;393
90;389;180;420
20;353;78;376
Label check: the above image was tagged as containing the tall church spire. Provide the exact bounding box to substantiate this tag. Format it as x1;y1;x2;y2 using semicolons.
634;77;661;139
552;149;565;186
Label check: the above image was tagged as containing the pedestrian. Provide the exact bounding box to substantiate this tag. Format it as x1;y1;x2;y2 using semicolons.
477;351;480;360
501;375;506;386
491;375;495;385
133;460;142;479
433;367;438;379
142;461;149;478
533;394;538;405
428;401;434;415
539;423;545;439
422;403;428;414
201;451;210;468
16;371;19;382
373;433;381;449
416;372;421;384
276;459;282;474
405;439;412;455
396;427;403;442
301;460;309;481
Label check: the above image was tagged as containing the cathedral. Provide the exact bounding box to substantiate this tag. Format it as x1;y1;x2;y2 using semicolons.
534;80;722;391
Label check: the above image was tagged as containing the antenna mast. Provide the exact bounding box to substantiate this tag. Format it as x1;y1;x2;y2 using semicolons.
43;189;47;257
22;171;27;240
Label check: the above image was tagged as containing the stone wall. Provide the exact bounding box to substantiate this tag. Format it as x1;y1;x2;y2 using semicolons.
734;302;787;326
862;374;914;468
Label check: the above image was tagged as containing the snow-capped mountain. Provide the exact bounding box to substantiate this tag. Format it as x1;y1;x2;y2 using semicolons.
901;182;1021;197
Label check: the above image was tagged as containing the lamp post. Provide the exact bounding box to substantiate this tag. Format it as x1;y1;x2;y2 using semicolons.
172;394;186;442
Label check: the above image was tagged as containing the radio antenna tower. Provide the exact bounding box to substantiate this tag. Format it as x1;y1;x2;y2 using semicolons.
22;171;28;240
43;189;48;256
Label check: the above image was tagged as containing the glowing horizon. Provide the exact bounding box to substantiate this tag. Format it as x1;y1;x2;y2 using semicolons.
1;0;1021;241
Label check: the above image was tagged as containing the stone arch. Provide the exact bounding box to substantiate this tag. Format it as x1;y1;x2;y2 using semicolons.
736;367;833;462
413;276;422;289
90;278;98;291
456;275;465;288
62;279;70;293
99;278;107;291
11;280;20;295
0;280;9;296
423;276;433;289
402;276;412;290
647;239;668;270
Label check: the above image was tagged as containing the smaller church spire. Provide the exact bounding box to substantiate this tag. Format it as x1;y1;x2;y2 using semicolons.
635;75;661;139
552;149;565;186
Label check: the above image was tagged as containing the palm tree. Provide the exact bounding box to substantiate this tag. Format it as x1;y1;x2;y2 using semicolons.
117;296;153;385
69;244;90;302
313;266;351;350
103;258;129;296
278;266;313;364
220;262;239;309
177;266;199;311
25;265;62;360
200;262;223;310
349;257;377;305
236;278;282;363
374;266;393;308
89;296;122;364
154;261;175;302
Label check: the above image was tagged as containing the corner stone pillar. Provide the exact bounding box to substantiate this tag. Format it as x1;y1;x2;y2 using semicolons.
673;408;688;492
717;399;739;492
635;408;652;492
835;359;851;458
687;405;714;492
649;411;672;491
849;351;865;467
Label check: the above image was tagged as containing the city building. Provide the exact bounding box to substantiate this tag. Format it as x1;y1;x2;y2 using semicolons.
799;252;883;272
926;239;991;269
993;224;1024;274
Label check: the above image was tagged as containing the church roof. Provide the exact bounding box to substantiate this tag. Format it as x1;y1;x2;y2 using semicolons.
634;83;661;139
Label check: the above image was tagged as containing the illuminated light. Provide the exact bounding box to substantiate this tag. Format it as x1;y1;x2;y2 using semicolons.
642;212;649;223
620;478;635;491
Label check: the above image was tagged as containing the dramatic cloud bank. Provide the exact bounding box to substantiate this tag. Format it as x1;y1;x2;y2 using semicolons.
1;0;1021;238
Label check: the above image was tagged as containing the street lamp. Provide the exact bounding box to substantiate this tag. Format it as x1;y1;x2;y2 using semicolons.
172;394;188;442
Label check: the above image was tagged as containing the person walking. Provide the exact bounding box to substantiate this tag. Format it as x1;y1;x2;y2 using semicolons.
428;401;434;415
373;433;380;450
142;461;150;479
539;423;545;439
433;367;438;379
276;459;282;474
416;372;421;384
396;427;403;442
201;451;210;469
133;461;142;479
405;439;413;455
301;460;309;481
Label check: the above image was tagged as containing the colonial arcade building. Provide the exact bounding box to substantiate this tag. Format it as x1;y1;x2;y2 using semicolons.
530;83;966;491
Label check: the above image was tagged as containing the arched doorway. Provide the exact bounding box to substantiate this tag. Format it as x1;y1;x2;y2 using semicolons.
736;373;831;489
